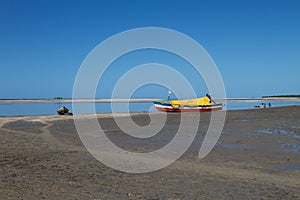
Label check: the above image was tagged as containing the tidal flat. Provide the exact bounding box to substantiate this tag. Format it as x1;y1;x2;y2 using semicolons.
0;106;299;199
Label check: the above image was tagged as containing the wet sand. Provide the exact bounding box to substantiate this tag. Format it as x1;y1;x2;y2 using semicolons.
0;107;299;199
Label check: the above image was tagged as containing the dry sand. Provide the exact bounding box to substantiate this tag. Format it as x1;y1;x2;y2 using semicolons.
0;106;299;199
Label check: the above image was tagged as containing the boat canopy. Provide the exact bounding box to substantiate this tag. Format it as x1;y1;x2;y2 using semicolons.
170;96;212;108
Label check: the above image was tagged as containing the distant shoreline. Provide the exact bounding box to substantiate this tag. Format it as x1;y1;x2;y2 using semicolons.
0;97;300;103
262;95;300;98
216;97;300;102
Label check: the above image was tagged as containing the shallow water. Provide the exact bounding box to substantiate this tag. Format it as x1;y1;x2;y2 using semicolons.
0;101;300;116
0;102;156;116
224;101;300;110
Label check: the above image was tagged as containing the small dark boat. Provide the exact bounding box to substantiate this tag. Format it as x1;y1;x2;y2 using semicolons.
57;106;72;115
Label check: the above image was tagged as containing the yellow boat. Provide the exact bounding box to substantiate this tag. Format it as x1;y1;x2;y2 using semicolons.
153;94;223;112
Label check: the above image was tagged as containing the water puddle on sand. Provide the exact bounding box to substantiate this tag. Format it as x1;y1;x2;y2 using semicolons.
217;141;248;150
291;126;300;129
255;128;300;153
2;120;47;134
256;128;300;139
281;143;300;153
273;164;300;172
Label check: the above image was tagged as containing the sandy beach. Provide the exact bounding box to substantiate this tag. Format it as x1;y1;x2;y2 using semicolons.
0;106;299;199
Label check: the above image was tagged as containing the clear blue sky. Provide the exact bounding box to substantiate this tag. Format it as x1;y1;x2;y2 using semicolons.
1;0;299;99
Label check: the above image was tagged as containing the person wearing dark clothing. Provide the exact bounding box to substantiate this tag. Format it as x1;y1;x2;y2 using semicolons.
206;94;212;103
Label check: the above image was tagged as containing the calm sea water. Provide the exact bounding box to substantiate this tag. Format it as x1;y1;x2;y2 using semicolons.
224;101;300;110
0;101;300;116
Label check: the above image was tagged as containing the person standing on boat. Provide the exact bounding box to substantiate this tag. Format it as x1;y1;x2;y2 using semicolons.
206;93;215;103
168;90;172;100
206;94;211;103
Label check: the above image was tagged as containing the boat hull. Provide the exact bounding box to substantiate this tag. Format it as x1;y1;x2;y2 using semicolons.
154;102;223;112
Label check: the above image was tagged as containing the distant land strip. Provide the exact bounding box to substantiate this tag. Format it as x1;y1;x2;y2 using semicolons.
262;95;300;98
216;97;300;102
0;97;300;103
